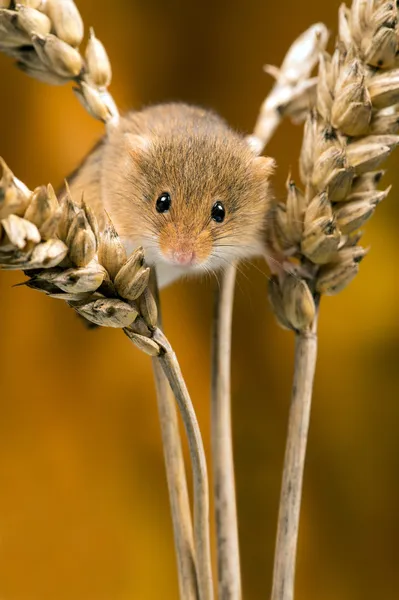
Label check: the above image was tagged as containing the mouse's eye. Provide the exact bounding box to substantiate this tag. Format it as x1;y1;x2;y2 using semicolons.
211;201;225;223
156;192;171;213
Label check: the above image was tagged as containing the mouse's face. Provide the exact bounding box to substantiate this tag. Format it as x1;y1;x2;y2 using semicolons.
122;131;274;274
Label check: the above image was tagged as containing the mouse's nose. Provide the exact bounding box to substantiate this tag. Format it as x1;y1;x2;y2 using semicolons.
172;249;195;265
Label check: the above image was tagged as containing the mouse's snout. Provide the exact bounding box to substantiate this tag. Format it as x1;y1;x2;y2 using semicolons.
171;249;195;266
158;222;212;268
161;235;199;267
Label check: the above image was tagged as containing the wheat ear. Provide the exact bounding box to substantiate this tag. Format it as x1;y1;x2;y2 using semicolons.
0;2;212;598
0;0;118;126
211;24;328;600
0;164;214;599
266;2;399;599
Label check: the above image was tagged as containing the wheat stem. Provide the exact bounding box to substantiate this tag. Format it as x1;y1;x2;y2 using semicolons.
152;359;199;599
154;328;214;600
0;2;208;596
150;274;199;600
270;314;318;600
269;2;399;596
210;25;327;599
211;262;241;600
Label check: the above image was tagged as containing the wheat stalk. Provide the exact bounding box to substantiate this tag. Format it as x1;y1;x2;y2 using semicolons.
211;262;240;599
265;2;399;599
152;357;199;599
0;2;212;598
211;24;328;600
150;272;198;600
0;159;214;598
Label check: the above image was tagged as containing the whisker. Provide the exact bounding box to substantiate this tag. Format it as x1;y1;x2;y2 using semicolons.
208;254;252;285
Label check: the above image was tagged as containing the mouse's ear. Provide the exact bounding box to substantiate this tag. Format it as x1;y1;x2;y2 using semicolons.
124;133;151;159
252;155;276;179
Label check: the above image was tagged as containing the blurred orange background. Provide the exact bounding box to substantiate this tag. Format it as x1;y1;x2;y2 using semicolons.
0;0;398;599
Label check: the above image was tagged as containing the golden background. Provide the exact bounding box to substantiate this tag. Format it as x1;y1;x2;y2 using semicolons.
0;0;398;598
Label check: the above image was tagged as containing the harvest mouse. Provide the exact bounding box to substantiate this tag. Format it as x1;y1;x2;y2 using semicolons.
67;103;275;288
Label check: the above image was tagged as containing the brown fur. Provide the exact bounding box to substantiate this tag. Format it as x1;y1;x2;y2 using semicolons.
67;103;274;282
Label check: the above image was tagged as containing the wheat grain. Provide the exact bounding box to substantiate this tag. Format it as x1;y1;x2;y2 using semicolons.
0;1;118;125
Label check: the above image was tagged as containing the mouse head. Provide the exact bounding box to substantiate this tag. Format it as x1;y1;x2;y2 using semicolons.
114;125;275;274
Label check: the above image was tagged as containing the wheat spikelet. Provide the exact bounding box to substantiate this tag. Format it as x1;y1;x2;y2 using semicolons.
0;162;160;340
0;0;118;125
267;0;399;333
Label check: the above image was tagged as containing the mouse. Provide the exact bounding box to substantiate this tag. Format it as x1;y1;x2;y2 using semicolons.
66;102;275;288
